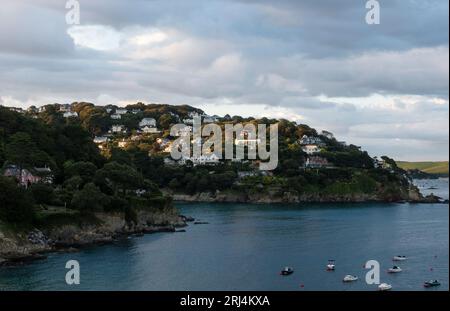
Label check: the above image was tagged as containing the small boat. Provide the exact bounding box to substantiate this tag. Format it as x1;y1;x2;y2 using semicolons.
326;260;335;271
388;266;402;273
424;280;441;288
393;255;407;261
280;267;294;276
343;275;358;282
378;283;392;291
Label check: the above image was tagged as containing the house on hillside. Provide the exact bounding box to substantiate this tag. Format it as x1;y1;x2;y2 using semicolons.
115;108;128;115
111;113;121;120
304;156;330;168
141;126;160;134
301;144;321;155
110;125;125;133
139;118;156;127
93;136;109;144
3;165;53;187
178;153;220;166
8;107;25;114
63;111;78;118
372;157;392;170
299;135;324;146
131;109;142;114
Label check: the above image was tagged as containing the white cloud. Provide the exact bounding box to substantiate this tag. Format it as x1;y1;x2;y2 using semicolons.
67;25;122;51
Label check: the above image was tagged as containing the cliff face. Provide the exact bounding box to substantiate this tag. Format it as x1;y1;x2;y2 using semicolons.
170;186;428;204
0;207;185;265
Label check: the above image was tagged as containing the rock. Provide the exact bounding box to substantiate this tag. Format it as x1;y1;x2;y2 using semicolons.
180;215;195;222
27;229;49;246
422;194;442;203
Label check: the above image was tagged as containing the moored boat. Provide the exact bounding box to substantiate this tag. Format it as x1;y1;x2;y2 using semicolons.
388;266;402;273
343;275;358;282
423;280;441;288
280;267;294;276
326;259;335;271
393;255;407;261
378;283;392;291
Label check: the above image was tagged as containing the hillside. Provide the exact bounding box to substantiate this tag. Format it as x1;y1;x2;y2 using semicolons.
396;161;449;175
1;102;428;205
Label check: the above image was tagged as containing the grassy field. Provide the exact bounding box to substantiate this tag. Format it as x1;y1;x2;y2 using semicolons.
396;161;449;175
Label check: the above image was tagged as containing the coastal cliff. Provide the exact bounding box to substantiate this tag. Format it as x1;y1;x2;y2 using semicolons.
0;207;185;265
168;185;439;204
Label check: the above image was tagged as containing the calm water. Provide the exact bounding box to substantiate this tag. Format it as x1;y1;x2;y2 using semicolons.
0;179;448;291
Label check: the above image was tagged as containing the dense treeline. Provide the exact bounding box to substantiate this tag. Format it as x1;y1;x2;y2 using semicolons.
0;106;170;227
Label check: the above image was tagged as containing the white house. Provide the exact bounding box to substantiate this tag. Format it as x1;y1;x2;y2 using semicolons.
93;136;109;144
131;109;141;114
177;153;220;166
141;126;159;134
115;108;128;115
299;135;324;146
111;125;125;133
301;144;321;155
111;113;121;120
139;117;156;127
182;118;193;125
63;111;78;118
106;108;113;114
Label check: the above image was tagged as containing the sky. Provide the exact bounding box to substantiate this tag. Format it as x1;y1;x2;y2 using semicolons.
0;0;448;161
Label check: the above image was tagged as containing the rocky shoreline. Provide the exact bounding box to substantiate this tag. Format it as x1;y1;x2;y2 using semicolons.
168;187;444;204
0;209;192;267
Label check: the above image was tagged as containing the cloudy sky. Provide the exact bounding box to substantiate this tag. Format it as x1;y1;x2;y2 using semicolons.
0;0;448;161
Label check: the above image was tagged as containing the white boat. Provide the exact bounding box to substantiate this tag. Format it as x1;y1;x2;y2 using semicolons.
388;266;402;273
326;260;335;271
393;255;407;261
378;283;392;291
343;275;358;282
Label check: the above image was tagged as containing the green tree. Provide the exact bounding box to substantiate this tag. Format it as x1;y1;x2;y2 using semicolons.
64;161;97;183
5;132;39;171
94;162;143;196
71;182;106;213
30;183;54;205
0;176;35;224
